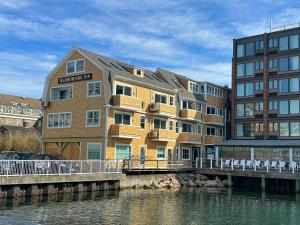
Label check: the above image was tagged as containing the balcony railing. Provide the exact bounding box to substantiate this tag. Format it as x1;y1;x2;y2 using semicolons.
179;133;202;145
112;95;142;111
180;109;202;120
149;128;176;142
110;124;140;139
204;114;224;124
205;136;224;145
150;103;176;115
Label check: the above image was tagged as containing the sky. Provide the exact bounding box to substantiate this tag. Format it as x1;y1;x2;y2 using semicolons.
0;0;299;98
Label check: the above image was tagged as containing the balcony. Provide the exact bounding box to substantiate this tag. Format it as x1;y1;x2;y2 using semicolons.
180;109;202;121
204;115;224;125
110;124;140;139
150;103;176;115
112;95;142;111
179;133;202;145
205;136;224;145
149;129;176;142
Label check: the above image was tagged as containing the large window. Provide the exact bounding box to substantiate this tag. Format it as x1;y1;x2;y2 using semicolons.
245;103;254;116
86;110;100;127
88;81;101;97
155;93;167;104
182;148;190;160
182;122;192;133
291;122;300;136
246;83;253;96
269;80;277;89
115;112;131;125
279;100;300;115
279;79;289;93
290;100;299;114
279;56;299;72
269;100;277;111
207;127;216;136
236;123;254;137
116;144;131;160
269;59;278;68
116;84;132;96
290;35;299;49
279;100;289;115
237;44;244;57
279;36;289;51
269;38;277;48
245;63;254;75
237;63;254;77
236;83;253;97
279;78;299;93
255;40;264;50
48;113;71;128
154;118;167;129
280;122;289;137
245;42;254;56
255;60;264;70
278;122;300;137
290;78;299;92
255;102;263;112
255;81;263;91
51;86;72;100
236;104;245;117
87;143;101;160
67;59;84;74
157;147;165;159
189;81;199;93
279;35;299;51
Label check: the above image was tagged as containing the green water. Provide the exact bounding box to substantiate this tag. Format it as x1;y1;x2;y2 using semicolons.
0;188;299;225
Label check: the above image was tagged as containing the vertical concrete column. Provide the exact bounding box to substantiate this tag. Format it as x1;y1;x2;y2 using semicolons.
227;174;232;187
251;147;255;160
99;181;109;191
74;183;85;193
261;176;266;192
215;146;219;166
289;148;293;163
295;180;300;193
87;182;97;192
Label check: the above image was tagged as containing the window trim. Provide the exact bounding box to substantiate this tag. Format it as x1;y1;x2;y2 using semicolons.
115;143;132;160
85;110;101;127
87;142;102;160
153;91;169;105
182;148;191;160
50;85;73;101
66;58;85;75
156;146;166;160
87;81;102;97
114;111;132;125
114;82;133;96
47;112;72;129
153;117;168;129
140;114;146;130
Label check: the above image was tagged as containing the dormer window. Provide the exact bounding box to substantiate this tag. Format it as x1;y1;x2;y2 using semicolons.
188;81;199;93
136;70;141;76
67;59;85;74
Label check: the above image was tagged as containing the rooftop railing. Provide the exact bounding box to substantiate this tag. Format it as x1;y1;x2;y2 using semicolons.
271;22;300;32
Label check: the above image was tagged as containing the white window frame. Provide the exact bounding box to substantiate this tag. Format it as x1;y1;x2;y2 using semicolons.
85;110;100;127
153;117;167;129
66;58;85;75
181;121;193;133
114;111;132;125
87;143;102;160
47;112;72;129
157;146;166;160
87;81;101;97
207;126;217;136
115;143;132;160
140;114;146;130
153;91;168;104
182;148;191;160
114;82;133;96
50;85;73;101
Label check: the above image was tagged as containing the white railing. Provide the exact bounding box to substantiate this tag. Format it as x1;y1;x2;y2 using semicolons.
196;158;300;174
0;160;122;177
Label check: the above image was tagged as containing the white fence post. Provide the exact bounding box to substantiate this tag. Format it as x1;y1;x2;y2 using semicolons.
210;158;212;169
243;160;245;171
254;160;256;171
231;159;233;170
200;157;203;169
221;158;223;170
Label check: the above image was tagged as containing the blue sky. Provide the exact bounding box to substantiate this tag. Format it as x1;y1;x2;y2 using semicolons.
0;0;298;98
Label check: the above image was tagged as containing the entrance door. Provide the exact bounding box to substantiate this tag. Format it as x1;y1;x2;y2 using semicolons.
192;147;201;161
140;146;146;164
168;149;172;161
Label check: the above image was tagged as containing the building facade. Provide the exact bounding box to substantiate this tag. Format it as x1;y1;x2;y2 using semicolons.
41;47;229;163
222;26;300;161
0;94;41;128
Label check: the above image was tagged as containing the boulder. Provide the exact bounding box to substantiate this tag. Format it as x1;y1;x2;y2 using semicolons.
205;180;217;187
215;176;222;183
188;180;197;187
222;179;228;186
199;175;208;181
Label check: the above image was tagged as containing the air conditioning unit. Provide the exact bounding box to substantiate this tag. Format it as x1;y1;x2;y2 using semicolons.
149;131;158;138
150;103;159;111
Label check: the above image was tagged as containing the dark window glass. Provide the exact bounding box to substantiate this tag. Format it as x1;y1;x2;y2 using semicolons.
279;57;289;72
279;36;288;50
116;85;123;95
279;79;289;93
279;100;289;114
245;42;254;56
124;86;132;96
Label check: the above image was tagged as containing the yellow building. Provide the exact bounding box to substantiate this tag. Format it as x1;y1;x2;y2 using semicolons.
41;47;229;165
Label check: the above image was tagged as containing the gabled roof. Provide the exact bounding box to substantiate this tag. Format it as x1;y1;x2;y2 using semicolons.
0;94;41;108
156;68;205;102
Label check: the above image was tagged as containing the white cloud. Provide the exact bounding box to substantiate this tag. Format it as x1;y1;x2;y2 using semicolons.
0;0;31;9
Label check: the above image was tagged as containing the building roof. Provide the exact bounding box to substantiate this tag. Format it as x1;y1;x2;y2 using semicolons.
0;125;38;135
0;94;41;109
156;68;205;102
217;139;300;147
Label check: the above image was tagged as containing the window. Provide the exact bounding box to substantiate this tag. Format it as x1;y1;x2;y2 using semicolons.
88;81;101;97
51;86;73;100
236;123;254;137
182;122;192;133
157;147;165;159
269;59;278;69
136;69;142;76
237;83;253;97
115;112;131;125
280;122;289;137
269;101;277;111
290;56;299;71
182;100;193;110
255;102;263;112
269;80;277;89
87;143;101;160
245;63;254;75
237;44;244;57
169;96;174;106
176;122;180;133
196;124;202;134
279;100;289;114
269;122;278;132
140;115;145;129
255;123;264;132
237;83;244;97
67;59;84;74
86;110;100;127
116;84;132;96
290;100;299;114
291;122;300;136
169;121;174;130
245;103;254;116
279;56;299;72
269;38;277;48
155;93;167;104
279;79;289;93
207;127;216;136
255;81;263;91
255;40;264;50
154;118;166;129
189;81;199;93
255;60;263;70
207;106;216;115
290;35;299;49
279;36;288;51
290;78;299;92
116;144;131;160
245;42;254;56
279;57;289;72
245;83;253;96
182;148;190;160
48;113;71;128
237;104;245;117
196;102;202;112
219;128;223;137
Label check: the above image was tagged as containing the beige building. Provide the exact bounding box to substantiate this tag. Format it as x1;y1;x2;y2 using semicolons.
41;47;229;164
0;94;41;128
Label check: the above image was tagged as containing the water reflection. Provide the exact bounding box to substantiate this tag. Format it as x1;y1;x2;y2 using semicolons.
0;188;299;225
